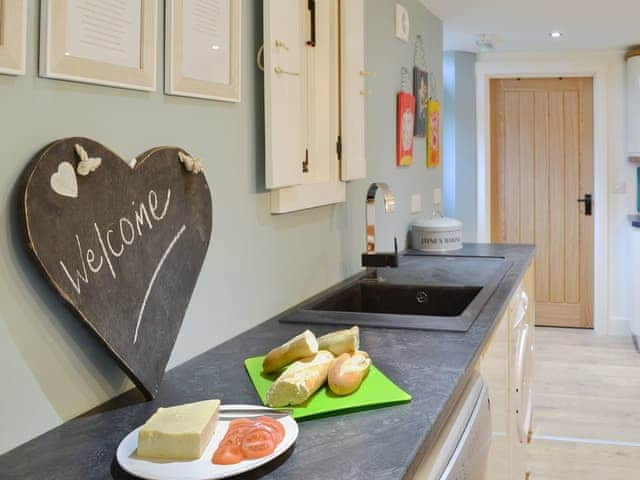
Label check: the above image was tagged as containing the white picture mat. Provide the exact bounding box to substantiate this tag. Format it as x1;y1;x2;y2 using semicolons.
181;0;230;84
39;0;157;91
0;0;27;76
165;0;241;102
65;0;142;69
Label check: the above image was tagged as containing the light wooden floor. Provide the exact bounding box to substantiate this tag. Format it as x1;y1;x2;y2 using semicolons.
528;327;640;479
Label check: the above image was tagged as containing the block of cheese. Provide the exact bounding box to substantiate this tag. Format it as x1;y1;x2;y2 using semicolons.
137;399;220;460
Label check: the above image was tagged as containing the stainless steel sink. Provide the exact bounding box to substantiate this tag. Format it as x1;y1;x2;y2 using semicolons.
280;255;512;332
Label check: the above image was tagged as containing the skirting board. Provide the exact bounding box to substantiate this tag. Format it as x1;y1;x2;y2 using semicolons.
608;316;631;336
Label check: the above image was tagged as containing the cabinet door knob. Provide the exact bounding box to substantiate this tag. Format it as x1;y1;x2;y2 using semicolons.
275;39;290;51
274;66;300;76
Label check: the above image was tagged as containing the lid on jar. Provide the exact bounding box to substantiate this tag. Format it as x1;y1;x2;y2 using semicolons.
412;216;463;232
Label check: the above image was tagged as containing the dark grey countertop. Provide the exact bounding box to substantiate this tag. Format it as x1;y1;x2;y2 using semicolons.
630;215;640;228
0;243;535;480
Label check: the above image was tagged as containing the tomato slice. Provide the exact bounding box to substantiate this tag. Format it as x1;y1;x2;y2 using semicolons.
219;426;252;448
240;426;276;459
212;417;285;465
228;418;255;430
212;445;243;465
254;417;285;443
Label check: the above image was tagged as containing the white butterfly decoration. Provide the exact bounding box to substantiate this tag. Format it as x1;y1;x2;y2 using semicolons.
75;143;102;176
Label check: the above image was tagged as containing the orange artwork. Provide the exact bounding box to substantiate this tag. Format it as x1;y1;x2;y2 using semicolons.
397;92;416;166
427;99;440;168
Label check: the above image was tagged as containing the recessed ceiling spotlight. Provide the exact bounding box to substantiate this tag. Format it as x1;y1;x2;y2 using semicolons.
550;31;563;39
476;34;495;51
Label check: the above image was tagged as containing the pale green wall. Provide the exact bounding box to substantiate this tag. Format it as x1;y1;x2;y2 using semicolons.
443;51;477;241
0;0;442;453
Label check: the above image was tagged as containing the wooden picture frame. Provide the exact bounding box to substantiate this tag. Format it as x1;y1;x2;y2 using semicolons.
39;0;158;91
165;0;241;102
0;0;27;76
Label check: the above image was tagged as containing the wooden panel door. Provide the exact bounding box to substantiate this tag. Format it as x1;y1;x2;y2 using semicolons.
491;78;594;328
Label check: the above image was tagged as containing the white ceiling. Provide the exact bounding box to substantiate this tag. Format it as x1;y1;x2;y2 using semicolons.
421;0;640;53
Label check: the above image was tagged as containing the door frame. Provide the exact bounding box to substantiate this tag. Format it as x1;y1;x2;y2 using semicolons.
475;56;609;334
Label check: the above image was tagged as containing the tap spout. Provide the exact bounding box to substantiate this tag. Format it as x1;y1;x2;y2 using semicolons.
366;182;395;254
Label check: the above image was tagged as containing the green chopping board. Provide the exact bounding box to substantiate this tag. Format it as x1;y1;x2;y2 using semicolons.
244;356;412;420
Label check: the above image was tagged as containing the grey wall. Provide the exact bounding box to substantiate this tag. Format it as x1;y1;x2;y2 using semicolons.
0;0;442;453
443;51;477;241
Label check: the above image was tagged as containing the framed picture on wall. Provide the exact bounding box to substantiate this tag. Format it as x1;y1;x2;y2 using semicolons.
39;0;158;91
165;0;241;102
413;67;428;137
0;0;28;76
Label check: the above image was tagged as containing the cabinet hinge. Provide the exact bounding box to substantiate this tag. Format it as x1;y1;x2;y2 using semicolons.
336;136;342;161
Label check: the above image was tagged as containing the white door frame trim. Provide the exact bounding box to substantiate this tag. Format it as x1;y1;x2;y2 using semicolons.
475;57;609;334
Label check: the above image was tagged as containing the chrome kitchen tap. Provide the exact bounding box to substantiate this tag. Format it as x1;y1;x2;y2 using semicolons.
362;182;399;268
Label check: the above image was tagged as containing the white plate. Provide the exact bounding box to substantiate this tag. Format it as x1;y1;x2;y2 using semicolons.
116;404;298;480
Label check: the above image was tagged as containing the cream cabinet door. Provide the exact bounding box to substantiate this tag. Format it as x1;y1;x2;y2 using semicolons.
264;0;304;189
340;0;366;181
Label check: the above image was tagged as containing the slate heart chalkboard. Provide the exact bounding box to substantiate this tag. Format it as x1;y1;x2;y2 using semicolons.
22;138;212;399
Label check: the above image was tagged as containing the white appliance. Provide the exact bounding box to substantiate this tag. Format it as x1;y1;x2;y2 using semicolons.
413;373;492;480
631;227;640;351
627;49;640;158
511;288;534;443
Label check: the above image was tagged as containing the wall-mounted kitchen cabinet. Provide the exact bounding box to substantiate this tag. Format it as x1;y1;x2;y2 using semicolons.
264;0;366;214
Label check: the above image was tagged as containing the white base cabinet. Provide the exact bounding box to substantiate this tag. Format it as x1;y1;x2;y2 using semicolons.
479;261;535;480
412;261;536;479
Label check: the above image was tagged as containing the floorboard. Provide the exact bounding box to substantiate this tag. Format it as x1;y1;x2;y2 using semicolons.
528;328;640;478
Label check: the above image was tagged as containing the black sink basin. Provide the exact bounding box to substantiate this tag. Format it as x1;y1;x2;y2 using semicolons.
279;255;513;332
311;282;482;317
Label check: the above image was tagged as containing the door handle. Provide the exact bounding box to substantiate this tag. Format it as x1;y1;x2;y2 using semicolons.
577;193;593;216
306;0;316;47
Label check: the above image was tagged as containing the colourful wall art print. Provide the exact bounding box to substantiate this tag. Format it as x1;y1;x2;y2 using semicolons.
427;99;441;168
413;68;428;137
397;92;416;166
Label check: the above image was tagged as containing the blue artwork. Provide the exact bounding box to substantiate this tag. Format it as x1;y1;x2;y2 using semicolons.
413;67;428;137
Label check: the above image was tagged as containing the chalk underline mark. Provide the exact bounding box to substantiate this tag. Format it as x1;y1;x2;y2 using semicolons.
133;224;187;344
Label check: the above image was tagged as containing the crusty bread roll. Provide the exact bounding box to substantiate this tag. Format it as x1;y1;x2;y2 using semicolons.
263;330;318;373
266;351;335;407
317;326;359;356
328;351;371;396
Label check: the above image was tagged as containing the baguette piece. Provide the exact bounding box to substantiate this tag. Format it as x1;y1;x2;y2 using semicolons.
328;351;371;396
138;399;220;460
266;351;335;407
317;326;360;356
263;330;318;373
